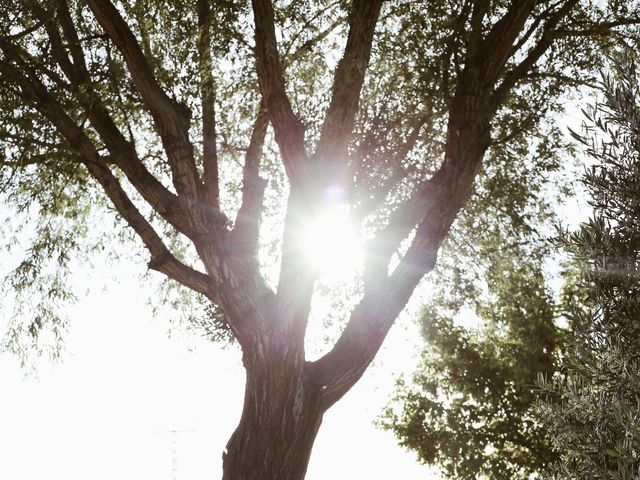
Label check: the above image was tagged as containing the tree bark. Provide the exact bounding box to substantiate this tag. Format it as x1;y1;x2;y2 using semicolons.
222;343;324;480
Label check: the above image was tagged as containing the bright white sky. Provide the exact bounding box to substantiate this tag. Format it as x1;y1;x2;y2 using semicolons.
0;251;439;480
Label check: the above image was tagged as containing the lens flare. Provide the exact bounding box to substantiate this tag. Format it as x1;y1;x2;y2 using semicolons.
301;205;363;281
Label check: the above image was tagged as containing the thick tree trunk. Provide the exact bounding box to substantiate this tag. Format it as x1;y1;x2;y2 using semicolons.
222;345;324;480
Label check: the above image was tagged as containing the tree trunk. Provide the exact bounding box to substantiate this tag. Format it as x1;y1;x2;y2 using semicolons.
222;344;324;480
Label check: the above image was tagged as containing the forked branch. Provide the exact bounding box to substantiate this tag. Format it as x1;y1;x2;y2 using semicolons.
310;0;559;406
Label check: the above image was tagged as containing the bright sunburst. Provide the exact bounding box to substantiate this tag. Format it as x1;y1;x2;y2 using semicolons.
301;204;363;281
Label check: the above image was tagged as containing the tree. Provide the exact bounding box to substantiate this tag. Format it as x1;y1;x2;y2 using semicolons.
381;243;561;479
0;1;637;478
537;53;640;480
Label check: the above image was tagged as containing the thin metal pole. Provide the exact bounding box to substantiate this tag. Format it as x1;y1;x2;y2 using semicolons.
154;427;195;480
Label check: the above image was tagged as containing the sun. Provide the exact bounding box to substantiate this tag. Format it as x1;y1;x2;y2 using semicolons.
300;204;363;281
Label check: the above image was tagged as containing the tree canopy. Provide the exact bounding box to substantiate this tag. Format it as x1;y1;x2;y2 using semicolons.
1;1;639;478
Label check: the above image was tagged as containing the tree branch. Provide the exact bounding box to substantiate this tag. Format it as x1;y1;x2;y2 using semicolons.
52;0;87;72
0;57;214;299
263;0;383;348
314;0;383;189
469;0;489;54
553;17;640;37
476;0;537;86
310;147;484;407
198;0;220;208
492;0;580;107
231;103;269;262
4;61;274;352
147;254;213;297
251;0;309;186
25;3;193;236
86;0;201;202
307;0;548;403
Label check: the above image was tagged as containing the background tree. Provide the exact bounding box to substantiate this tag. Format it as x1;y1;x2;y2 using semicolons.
381;243;560;479
537;53;640;480
0;1;638;478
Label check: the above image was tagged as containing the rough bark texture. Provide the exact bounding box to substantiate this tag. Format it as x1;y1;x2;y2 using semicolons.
222;342;324;480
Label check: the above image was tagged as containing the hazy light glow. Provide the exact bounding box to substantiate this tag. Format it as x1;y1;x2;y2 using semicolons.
301;204;363;281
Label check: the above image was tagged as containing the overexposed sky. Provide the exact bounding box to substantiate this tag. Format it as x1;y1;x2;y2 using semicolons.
0;256;438;480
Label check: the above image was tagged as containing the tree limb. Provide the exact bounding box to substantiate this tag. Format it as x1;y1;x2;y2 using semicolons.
309;0;551;405
52;0;87;72
0;57;214;299
86;0;201;202
25;3;193;236
314;0;383;189
231;103;269;262
492;0;580;107
553;17;640;37
310;146;485;407
265;0;384;347
198;0;220;208
476;0;537;86
251;0;309;185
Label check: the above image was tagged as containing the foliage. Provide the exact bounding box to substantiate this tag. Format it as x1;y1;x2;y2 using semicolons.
381;231;561;479
537;53;640;480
